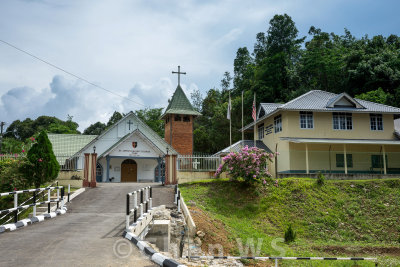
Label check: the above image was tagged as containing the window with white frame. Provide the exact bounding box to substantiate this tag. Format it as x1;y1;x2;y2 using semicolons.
370;114;383;131
333;112;352;130
300;111;313;129
258;123;264;140
274;115;282;133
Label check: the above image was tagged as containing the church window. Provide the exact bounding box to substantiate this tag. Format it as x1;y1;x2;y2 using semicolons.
175;115;181;121
183;116;190;122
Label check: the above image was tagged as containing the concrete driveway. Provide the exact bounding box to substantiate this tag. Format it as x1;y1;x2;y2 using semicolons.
0;183;171;267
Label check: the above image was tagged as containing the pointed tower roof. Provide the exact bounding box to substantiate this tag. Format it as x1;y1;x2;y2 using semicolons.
162;85;201;118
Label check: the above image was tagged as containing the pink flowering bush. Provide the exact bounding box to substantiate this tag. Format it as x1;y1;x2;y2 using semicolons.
215;146;277;184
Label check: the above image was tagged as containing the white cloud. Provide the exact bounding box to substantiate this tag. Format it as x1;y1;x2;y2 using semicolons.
0;0;397;131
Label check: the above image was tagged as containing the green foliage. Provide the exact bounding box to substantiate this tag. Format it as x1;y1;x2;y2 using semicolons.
284;224;296;243
192;14;400;154
134;108;164;137
180;179;400;266
0;157;32;193
5;116;80;140
0;137;24;154
25;131;60;188
83;121;107;135
316;172;325;186
356;87;389;104
106;111;124;127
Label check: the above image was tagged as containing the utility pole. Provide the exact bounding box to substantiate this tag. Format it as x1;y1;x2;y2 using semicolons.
0;122;5;153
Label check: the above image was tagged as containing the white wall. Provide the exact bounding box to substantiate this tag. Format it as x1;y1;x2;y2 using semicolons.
97;157;158;182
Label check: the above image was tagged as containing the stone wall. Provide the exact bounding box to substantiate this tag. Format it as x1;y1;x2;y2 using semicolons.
177;171;229;184
57;170;84;187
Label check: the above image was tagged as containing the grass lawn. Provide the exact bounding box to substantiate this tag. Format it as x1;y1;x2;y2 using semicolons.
179;178;400;266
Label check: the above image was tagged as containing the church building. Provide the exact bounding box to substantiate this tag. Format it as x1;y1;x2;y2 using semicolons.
56;67;199;185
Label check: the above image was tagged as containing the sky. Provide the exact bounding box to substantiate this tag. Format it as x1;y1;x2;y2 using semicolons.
0;0;399;131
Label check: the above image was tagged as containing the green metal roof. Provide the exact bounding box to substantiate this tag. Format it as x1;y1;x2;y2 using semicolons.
48;133;98;156
162;85;201;118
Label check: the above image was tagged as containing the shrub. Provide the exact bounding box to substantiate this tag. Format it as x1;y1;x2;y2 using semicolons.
214;146;276;184
24;131;60;188
316;172;325;186
284;224;296;243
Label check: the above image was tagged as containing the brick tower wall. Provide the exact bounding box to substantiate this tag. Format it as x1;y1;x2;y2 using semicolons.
164;114;193;155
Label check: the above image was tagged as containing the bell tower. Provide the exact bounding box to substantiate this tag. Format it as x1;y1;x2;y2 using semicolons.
162;66;201;155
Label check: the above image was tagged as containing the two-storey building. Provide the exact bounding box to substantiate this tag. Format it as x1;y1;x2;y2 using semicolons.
243;90;400;177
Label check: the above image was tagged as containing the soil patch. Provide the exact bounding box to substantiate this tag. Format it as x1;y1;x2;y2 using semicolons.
188;205;236;255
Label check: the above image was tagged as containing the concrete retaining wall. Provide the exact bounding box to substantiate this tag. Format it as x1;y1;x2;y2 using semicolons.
177;171;229;184
179;196;196;236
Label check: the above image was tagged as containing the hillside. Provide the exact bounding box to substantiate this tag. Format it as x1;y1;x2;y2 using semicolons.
179;178;400;266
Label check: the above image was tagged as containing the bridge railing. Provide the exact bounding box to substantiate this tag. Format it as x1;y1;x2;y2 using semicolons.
0;185;67;225
126;186;152;230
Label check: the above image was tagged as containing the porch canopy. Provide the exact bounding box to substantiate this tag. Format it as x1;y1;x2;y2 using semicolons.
281;137;400;174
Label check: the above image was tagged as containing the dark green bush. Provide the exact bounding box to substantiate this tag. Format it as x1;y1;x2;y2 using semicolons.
316;172;325;186
284;224;296;243
24;131;60;188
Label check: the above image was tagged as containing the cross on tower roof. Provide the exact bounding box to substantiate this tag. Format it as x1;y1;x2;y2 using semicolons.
172;65;186;86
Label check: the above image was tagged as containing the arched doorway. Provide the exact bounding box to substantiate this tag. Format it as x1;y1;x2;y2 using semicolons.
96;163;103;182
121;159;137;182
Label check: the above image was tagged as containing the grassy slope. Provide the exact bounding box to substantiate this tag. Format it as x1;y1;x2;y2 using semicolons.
179;178;400;266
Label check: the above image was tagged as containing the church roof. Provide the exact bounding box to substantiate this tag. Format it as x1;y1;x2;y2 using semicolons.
48;133;97;164
162;85;201;118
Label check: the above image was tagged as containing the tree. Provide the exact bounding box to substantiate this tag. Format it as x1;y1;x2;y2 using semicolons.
356;88;389;104
190;89;203;112
134;108;164;137
4;116;80;140
83;122;107;135
25;131;60;188
107;111;124;127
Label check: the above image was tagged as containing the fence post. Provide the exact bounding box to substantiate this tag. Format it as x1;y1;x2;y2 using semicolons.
14;193;18;223
61;187;65;208
67;184;70;203
177;190;181;212
47;188;51;213
133;207;137;223
149;198;152;209
133;191;137;208
126;194;130;230
140;203;143;217
33;191;37;217
56;187;60;209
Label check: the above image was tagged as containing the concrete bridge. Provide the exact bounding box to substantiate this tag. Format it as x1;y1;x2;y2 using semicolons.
0;183;175;266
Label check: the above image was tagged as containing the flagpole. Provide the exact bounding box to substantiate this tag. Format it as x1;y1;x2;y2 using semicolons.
253;92;256;148
241;91;244;143
229;91;232;152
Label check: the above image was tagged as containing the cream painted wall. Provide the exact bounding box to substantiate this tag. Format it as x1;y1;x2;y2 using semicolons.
255;110;399;175
285;111;395;140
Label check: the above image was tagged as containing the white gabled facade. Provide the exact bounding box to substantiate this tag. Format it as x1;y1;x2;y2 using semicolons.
74;111;177;183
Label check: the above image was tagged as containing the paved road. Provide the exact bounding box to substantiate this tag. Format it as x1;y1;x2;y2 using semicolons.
0;183;173;267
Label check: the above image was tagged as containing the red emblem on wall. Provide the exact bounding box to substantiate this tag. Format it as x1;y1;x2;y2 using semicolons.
132;142;138;149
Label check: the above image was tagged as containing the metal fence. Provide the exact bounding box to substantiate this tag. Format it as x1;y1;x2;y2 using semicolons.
177;155;221;172
54;155;80;171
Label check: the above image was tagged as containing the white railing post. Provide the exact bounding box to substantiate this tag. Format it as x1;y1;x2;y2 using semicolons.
48;188;51;202
149;198;152;209
140;203;143;217
133;191;137;208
